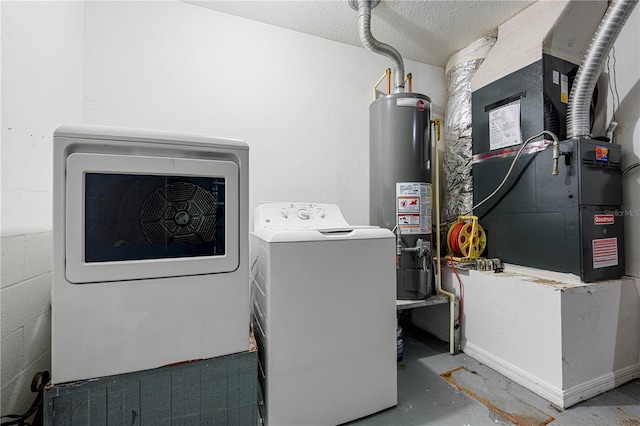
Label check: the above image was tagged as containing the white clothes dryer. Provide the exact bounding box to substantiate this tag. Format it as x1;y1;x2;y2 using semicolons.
251;202;397;426
52;124;250;384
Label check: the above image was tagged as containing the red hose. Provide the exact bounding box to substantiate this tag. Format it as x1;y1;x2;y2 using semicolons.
449;222;465;257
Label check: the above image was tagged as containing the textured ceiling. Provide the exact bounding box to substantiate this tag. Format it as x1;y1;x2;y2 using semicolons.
186;0;536;68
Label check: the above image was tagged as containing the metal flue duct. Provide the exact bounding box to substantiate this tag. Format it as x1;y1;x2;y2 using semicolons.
566;0;637;139
350;0;405;92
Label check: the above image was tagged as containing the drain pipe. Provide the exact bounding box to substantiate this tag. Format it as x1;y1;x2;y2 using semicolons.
566;0;637;139
350;0;405;92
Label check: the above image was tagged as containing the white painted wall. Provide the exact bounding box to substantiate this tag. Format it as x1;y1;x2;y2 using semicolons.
81;1;447;225
607;6;640;278
1;0;85;416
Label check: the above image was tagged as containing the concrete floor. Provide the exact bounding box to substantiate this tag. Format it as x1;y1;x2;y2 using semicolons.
348;326;640;426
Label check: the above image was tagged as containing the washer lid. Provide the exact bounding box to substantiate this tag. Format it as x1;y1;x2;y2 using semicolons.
252;202;394;242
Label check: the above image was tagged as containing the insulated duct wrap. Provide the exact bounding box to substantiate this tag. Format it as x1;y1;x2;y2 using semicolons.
443;37;495;221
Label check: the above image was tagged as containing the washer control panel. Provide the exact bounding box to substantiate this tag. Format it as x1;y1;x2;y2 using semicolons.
279;204;324;221
254;202;348;229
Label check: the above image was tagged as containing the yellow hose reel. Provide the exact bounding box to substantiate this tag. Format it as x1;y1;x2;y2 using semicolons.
447;216;487;261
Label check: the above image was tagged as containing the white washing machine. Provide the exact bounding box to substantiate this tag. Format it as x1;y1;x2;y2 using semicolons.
52;124;250;384
251;202;397;426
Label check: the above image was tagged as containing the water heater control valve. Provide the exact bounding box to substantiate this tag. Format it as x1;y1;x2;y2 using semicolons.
416;239;430;257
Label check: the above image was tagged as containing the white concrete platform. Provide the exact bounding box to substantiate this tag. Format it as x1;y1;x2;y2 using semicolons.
412;263;640;408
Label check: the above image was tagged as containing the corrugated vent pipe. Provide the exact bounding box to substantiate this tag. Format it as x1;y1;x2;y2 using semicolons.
352;0;405;92
566;0;637;139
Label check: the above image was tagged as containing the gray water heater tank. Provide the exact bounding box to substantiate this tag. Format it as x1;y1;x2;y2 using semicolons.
369;92;432;300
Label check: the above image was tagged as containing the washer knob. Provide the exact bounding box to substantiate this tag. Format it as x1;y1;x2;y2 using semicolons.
317;208;325;218
297;209;310;220
279;209;288;218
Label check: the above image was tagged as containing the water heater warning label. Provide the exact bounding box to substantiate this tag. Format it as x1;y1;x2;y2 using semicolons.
396;183;431;234
398;197;420;213
592;238;618;269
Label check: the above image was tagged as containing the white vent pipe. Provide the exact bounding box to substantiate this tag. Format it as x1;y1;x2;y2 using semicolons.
354;0;405;92
566;0;637;139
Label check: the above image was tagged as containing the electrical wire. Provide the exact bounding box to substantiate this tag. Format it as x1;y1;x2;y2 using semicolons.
606;54;617;123
0;371;48;426
611;46;622;114
456;130;560;220
606;47;622;130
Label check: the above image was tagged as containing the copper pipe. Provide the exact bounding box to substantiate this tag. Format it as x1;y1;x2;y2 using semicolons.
386;68;391;94
372;68;391;100
406;73;413;93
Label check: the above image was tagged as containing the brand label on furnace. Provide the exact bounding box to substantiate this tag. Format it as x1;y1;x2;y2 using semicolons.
594;214;615;225
596;146;609;162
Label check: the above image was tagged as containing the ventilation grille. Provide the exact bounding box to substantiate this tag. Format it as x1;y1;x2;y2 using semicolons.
582;158;621;169
140;182;217;245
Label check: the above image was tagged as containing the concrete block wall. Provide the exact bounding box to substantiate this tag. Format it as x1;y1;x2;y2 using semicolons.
1;1;84;416
1;233;52;415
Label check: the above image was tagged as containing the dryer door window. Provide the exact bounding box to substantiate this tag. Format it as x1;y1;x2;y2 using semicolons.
84;173;226;263
65;153;239;284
